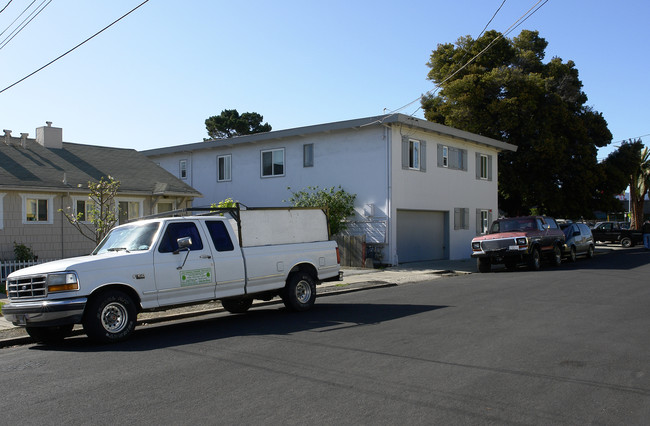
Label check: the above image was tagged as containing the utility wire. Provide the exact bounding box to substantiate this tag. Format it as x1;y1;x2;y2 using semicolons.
0;0;37;39
368;0;548;126
0;0;13;15
0;0;52;50
0;0;150;95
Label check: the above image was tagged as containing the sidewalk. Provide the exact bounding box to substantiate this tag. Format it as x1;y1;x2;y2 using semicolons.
0;259;475;345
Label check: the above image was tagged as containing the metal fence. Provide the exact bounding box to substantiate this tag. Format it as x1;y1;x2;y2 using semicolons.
1;259;56;288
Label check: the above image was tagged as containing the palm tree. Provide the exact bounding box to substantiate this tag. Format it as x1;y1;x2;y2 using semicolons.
629;145;650;229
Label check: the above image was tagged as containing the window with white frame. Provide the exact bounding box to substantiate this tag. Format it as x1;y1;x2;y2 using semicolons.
179;159;187;180
480;154;488;179
409;139;420;170
476;152;492;181
21;194;55;224
438;144;467;171
453;207;469;230
261;148;285;177
478;209;491;234
72;196;94;222
217;155;232;182
117;199;143;224
0;193;5;229
303;144;314;167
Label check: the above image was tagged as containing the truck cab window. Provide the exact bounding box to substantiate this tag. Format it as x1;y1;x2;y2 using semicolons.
158;222;204;253
206;221;235;252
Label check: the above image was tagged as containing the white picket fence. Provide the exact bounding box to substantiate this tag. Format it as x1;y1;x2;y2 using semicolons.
1;259;56;288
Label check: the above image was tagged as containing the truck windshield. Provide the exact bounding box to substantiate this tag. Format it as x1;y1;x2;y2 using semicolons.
93;222;161;255
490;218;537;233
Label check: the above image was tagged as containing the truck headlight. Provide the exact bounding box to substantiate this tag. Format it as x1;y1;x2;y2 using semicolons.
515;237;527;246
47;272;79;293
471;242;481;250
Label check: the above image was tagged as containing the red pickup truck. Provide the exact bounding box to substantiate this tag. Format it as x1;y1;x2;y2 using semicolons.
471;216;566;272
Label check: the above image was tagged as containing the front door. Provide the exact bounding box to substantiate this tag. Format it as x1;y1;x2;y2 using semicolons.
153;221;216;306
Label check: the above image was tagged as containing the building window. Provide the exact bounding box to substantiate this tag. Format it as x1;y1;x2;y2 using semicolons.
476;153;492;181
156;201;175;214
438;144;467;171
477;209;491;235
217;155;232;182
21;194;54;224
409;140;420;170
179;159;187;180
303;144;314;167
72;197;94;222
454;207;469;230
0;193;5;229
261;148;285;177
117;199;143;224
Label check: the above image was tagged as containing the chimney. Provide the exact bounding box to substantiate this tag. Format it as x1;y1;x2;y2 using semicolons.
20;133;29;148
36;121;63;149
3;129;11;145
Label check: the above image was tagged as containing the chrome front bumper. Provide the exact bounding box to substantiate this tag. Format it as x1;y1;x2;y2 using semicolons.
2;297;87;327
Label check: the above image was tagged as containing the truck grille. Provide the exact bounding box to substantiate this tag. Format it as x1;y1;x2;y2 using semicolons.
480;239;516;251
7;275;47;299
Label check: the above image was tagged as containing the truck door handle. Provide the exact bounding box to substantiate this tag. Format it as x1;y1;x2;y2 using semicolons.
200;255;212;259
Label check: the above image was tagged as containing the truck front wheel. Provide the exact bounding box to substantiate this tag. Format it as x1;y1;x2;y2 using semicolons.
620;237;632;248
477;258;491;273
528;247;541;271
282;272;316;312
83;290;137;343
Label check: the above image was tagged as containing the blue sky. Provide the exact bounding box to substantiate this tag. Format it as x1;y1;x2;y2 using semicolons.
1;0;648;160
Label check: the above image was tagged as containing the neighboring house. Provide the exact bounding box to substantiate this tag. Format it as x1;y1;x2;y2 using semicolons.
0;123;202;260
143;114;517;264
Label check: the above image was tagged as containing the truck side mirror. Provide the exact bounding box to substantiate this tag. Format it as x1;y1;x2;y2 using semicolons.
177;237;192;251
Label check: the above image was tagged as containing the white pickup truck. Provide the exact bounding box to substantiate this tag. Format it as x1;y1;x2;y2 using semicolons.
3;207;341;343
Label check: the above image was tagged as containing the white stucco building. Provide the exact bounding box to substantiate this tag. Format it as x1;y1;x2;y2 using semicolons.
143;114;517;264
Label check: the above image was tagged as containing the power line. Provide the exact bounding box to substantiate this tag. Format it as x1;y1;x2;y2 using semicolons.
370;0;548;125
0;0;13;15
0;0;52;51
0;0;37;39
0;0;150;95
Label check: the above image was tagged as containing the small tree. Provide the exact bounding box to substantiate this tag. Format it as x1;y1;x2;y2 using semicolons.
60;176;121;245
286;186;356;235
205;109;272;140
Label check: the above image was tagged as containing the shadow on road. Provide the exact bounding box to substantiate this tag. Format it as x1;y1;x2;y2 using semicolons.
29;303;449;352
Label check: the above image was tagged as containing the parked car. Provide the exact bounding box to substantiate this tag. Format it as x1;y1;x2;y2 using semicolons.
562;223;595;261
590;221;643;247
471;216;565;272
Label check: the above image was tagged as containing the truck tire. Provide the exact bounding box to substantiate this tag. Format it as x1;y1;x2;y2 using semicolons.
552;244;563;266
221;298;253;314
528;247;541;271
586;245;594;259
282;272;316;312
26;324;74;344
477;258;491;273
620;237;632;248
83;290;137;343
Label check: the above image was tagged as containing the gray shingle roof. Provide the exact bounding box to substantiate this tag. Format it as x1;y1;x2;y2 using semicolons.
0;138;201;197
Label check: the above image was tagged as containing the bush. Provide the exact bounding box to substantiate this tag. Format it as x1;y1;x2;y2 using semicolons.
286;186;356;235
13;242;36;262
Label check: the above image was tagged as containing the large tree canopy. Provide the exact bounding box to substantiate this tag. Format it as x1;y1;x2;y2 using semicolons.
422;30;613;218
205;109;272;139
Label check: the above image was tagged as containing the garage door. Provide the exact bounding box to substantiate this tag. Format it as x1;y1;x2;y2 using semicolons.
396;210;447;263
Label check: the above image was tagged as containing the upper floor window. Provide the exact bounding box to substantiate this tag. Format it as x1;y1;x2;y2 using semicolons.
401;136;426;172
217;155;232;182
303;144;314;167
21;194;54;224
179;159;187;180
438;144;467;171
261;148;285;177
476;153;492;181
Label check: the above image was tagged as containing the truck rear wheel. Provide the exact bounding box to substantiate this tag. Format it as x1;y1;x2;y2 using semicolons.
83;290;137;343
552;244;563;266
26;324;74;344
221;298;253;314
282;272;316;311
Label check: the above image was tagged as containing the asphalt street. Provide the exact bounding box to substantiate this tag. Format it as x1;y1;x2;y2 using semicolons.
1;247;648;424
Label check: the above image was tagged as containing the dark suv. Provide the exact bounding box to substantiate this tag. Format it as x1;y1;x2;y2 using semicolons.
471;216;566;272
